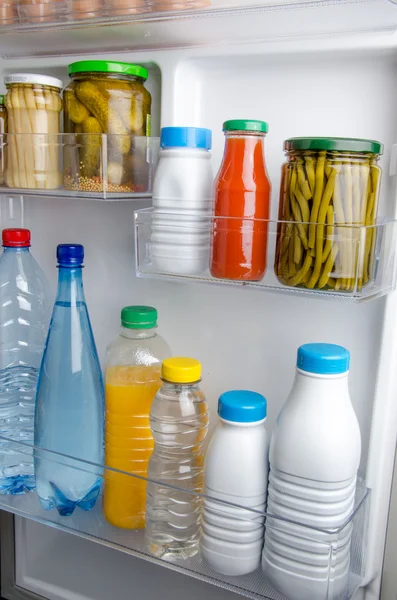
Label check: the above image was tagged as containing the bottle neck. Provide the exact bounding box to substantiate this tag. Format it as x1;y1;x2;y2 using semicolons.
161;381;200;391
3;246;30;254
120;326;157;340
294;368;349;399
56;266;85;304
223;132;266;166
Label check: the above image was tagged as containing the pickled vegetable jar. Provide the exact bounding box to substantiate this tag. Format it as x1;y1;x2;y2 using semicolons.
64;60;152;194
0;95;7;186
5;74;62;190
275;137;383;293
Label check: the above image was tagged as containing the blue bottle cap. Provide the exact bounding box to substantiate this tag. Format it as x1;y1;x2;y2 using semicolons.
57;244;84;267
160;127;212;150
218;390;267;423
297;343;350;375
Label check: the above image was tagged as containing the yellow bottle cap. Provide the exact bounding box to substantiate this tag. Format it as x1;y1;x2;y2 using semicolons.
161;357;201;384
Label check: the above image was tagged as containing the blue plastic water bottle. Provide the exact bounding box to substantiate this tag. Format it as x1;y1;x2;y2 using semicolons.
34;244;104;516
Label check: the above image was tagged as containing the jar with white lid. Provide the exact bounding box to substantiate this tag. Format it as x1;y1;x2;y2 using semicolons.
5;74;63;190
151;126;213;276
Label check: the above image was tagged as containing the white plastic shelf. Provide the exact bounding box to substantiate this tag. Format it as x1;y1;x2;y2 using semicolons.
0;435;370;600
134;208;397;302
0;135;159;201
0;0;396;58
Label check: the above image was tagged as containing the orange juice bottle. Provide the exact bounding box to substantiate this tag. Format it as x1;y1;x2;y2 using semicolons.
104;306;171;529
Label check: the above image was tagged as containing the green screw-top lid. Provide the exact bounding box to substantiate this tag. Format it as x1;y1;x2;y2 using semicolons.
284;137;383;155
0;95;4;105
223;119;269;133
68;60;148;81
121;306;157;329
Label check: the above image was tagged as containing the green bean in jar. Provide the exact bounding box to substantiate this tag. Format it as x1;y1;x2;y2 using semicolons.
64;60;151;194
274;137;383;293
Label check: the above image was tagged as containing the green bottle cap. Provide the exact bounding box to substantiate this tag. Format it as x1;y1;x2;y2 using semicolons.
68;60;148;81
284;137;383;155
223;119;269;133
121;306;157;329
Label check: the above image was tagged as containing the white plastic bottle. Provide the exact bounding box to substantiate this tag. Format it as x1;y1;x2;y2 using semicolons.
262;343;361;600
151;126;213;276
201;390;268;576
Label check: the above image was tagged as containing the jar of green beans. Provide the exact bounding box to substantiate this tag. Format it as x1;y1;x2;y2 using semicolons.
275;137;383;293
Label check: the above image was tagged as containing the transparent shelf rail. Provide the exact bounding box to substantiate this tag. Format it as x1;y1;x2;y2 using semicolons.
1;0;397;58
134;208;397;302
0;134;159;201
0;435;370;600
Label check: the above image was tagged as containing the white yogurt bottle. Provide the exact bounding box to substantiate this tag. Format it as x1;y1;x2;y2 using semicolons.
201;390;268;576
262;343;361;600
151;126;213;276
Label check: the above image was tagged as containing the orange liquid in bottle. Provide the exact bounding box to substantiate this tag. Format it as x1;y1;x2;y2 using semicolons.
104;364;161;529
211;130;271;281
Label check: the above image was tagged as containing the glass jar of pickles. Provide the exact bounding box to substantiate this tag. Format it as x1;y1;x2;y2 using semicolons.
275;137;383;293
4;74;63;190
64;60;151;194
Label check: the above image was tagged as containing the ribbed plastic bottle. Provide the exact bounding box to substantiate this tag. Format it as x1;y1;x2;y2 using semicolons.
145;357;209;559
201;390;268;576
151;127;213;276
104;306;171;529
0;228;51;495
262;343;361;600
34;244;104;516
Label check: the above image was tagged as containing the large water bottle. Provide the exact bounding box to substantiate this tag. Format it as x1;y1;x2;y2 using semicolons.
262;343;361;600
0;228;51;495
34;244;104;516
146;357;209;559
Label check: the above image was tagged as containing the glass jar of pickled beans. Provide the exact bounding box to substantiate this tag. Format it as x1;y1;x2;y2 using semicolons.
64;60;152;194
275;137;383;293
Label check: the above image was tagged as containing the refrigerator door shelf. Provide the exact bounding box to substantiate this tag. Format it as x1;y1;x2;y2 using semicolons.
0;135;159;201
0;0;396;59
0;434;371;600
135;208;397;303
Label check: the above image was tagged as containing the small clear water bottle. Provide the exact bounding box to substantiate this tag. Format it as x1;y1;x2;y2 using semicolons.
34;244;104;516
146;357;209;559
0;228;51;495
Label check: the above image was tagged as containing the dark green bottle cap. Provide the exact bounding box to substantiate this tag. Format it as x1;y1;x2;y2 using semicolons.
284;137;383;154
121;306;157;329
223;120;268;133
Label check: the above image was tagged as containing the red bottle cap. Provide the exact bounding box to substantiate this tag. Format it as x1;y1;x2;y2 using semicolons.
2;228;31;247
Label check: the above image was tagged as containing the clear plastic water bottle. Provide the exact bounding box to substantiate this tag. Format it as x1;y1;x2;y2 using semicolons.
34;244;104;516
146;357;209;559
0;228;51;495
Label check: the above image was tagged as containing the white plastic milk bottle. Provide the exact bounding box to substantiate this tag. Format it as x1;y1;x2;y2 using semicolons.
262;343;361;600
201;390;268;576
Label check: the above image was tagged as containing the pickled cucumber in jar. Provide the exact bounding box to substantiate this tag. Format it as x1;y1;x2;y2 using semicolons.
274;137;383;293
63;60;152;194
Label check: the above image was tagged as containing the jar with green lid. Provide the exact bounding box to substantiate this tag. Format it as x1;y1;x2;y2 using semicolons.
64;60;152;194
275;137;383;293
0;95;7;186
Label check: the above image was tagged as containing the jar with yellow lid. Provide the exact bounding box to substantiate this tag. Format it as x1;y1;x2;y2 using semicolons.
4;74;62;190
145;357;209;559
0;95;7;186
64;60;151;194
275;137;383;293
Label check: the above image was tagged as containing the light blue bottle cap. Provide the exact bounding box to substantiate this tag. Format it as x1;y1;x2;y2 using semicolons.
218;390;267;423
57;244;84;267
160;127;212;150
297;343;350;375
